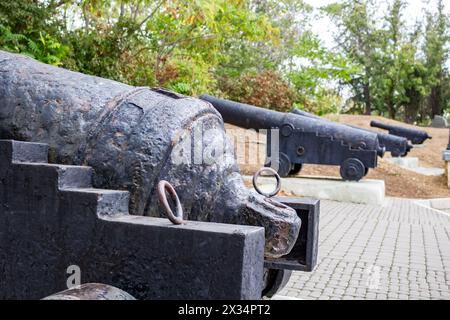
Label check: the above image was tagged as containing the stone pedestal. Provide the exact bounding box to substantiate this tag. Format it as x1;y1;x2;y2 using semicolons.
432;115;448;128
386;157;445;176
386;157;419;169
442;151;450;187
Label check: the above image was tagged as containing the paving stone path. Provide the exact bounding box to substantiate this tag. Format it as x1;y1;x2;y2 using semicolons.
279;198;450;300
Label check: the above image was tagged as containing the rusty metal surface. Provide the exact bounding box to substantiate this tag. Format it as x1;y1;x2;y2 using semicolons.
0;50;300;258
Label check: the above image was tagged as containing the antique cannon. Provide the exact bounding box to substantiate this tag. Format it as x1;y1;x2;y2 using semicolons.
0;50;301;259
199;95;385;181
291;109;413;158
370;120;432;145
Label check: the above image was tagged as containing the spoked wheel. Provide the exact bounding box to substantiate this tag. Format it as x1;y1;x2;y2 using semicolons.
340;158;365;181
265;153;292;178
289;163;303;176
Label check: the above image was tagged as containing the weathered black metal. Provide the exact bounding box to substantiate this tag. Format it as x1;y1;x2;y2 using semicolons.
291;109;413;157
266;197;320;272
250;169;319;272
370;120;432;145
262;270;292;298
0;140;266;299
250;168;319;295
200;94;384;181
0;50;301;258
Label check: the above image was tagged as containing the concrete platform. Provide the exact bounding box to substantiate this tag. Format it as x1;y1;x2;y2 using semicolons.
244;175;385;205
409;167;445;176
386;157;419;168
386;157;444;176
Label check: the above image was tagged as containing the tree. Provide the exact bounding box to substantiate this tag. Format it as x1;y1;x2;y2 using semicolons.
398;27;428;123
0;0;70;65
324;0;379;115
372;0;405;119
423;0;449;118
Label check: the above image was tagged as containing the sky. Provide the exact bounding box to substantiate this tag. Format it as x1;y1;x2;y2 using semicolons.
303;0;450;49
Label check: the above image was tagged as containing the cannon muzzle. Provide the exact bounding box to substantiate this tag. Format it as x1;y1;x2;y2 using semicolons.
377;146;386;157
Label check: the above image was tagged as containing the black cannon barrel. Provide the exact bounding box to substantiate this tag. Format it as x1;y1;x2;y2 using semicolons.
200;94;385;156
370;120;432;145
370;120;393;131
291;109;412;157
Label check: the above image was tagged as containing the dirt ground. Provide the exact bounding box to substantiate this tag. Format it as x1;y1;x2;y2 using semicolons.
225;115;450;199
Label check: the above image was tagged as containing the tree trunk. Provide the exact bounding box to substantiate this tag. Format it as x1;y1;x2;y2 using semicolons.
388;105;396;119
387;86;396;119
429;86;442;118
404;105;418;124
404;88;421;124
363;82;371;115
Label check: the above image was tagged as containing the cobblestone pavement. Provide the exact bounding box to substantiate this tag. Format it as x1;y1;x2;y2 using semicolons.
279;198;450;300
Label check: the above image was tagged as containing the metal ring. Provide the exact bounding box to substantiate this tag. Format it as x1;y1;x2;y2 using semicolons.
157;180;184;225
252;167;281;198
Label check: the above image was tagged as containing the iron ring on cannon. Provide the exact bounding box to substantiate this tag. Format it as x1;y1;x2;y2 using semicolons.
157;180;185;225
252;167;282;198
